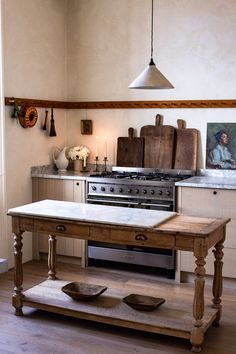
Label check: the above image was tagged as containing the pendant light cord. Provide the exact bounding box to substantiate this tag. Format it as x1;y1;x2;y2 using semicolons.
150;0;155;65
129;0;174;88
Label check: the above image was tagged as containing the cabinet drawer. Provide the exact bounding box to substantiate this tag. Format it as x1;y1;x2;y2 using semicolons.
110;229;175;248
34;219;90;238
180;188;236;219
90;226;110;241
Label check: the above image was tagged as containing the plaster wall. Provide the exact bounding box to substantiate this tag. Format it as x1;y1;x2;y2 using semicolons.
2;0;68;265
66;0;236;167
2;0;236;266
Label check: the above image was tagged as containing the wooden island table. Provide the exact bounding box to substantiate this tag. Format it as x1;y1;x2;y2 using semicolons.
8;199;230;353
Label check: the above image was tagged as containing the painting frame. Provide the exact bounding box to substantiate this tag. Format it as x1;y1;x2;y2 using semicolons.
206;122;236;169
81;120;92;135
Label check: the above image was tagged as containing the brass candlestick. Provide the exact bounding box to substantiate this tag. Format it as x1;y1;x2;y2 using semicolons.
103;157;108;173
94;156;99;172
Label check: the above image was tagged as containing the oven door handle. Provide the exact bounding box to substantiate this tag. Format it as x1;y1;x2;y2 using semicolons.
86;198;140;207
140;202;172;208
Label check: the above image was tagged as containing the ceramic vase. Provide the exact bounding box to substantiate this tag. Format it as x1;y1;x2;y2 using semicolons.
74;159;81;171
54;147;69;172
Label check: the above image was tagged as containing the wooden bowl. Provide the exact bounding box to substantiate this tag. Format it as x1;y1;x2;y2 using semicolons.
61;282;107;301
123;294;165;311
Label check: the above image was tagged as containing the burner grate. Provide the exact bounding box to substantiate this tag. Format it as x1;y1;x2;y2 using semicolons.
89;171;192;182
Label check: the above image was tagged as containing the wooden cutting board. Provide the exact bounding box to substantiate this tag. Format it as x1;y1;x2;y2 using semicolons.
117;128;144;167
140;121;156;136
174;119;198;170
140;114;176;169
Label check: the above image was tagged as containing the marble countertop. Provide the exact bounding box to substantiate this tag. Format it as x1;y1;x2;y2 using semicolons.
176;176;236;189
31;165;90;180
31;165;236;190
7;199;176;229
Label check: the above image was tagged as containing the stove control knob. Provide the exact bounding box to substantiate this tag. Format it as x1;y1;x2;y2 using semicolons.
110;187;114;192
92;186;97;191
142;189;147;194
150;190;155;195
158;190;163;195
127;189;132;193
101;187;105;192
166;191;171;196
119;188;123;192
135;189;139;194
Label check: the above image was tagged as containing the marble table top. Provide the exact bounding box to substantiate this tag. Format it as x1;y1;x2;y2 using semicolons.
8;200;176;229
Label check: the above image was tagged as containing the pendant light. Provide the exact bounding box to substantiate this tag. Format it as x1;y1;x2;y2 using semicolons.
129;0;174;89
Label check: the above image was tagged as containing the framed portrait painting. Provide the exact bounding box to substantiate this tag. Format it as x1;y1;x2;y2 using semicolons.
81;120;92;135
206;123;236;169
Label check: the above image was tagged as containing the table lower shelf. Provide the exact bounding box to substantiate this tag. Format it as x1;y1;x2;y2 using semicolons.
22;279;218;340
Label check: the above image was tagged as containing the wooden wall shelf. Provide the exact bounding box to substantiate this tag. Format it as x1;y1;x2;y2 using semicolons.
5;97;236;110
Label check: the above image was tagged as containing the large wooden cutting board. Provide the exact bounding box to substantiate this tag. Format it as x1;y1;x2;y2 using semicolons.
140;115;176;169
117;128;144;167
174;119;198;170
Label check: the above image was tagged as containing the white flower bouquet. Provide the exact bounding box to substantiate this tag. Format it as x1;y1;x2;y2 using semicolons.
68;145;90;161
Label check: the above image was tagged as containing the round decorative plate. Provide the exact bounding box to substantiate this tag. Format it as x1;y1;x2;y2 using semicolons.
19;106;38;128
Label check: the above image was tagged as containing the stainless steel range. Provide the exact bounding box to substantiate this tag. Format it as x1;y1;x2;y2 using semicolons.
86;167;194;277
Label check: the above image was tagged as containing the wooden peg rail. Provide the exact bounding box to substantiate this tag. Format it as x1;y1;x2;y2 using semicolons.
5;97;236;110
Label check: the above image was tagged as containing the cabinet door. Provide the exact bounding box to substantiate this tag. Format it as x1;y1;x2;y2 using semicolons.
73;180;86;203
178;187;236;278
32;178;86;259
178;187;235;219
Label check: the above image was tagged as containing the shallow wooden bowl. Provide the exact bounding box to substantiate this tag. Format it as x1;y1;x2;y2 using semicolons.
123;294;165;311
61;282;107;301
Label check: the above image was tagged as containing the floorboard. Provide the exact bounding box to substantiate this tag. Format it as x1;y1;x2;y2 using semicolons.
0;259;236;354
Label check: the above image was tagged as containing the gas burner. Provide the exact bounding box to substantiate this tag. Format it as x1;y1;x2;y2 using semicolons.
89;165;195;182
89;172;113;178
89;171;193;182
115;173;131;179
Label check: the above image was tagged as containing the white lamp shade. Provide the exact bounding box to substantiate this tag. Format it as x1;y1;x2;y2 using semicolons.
129;61;174;89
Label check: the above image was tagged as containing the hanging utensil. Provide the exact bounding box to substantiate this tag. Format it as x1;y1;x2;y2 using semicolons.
19;106;38;128
42;109;48;130
49;108;57;137
10;97;20;120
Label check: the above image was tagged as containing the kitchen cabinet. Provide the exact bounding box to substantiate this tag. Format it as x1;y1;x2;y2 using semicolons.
32;177;86;262
177;187;236;279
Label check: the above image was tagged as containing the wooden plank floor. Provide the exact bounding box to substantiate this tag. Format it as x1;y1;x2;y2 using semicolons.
0;259;236;354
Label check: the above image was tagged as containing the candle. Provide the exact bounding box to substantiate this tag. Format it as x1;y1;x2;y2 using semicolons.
83;156;86;167
95;136;98;157
104;136;107;157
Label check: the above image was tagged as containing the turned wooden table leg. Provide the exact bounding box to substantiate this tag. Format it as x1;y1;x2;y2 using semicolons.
48;235;57;280
212;229;225;327
12;231;24;316
190;240;207;353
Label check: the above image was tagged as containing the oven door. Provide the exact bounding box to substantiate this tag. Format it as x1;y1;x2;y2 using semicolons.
86;194;175;277
87;197;140;208
87;196;173;211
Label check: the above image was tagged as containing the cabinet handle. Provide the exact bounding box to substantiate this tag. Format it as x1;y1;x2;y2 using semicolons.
213;191;217;195
56;224;66;232
76;182;80;186
135;234;148;241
